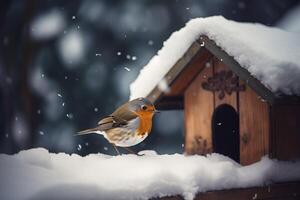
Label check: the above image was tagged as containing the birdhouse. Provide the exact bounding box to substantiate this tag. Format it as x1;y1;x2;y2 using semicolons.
130;20;300;166
142;35;300;165
129;17;300;199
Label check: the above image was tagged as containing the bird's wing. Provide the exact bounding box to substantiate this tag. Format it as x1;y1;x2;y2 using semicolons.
97;102;138;131
113;108;138;122
97;112;137;131
97;116;120;131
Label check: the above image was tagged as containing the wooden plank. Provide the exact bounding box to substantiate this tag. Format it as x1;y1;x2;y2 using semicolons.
271;105;300;160
184;62;214;155
213;57;238;110
239;84;270;165
155;181;300;200
195;181;300;200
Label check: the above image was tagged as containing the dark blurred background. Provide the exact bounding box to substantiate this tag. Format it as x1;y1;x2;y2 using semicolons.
0;0;299;155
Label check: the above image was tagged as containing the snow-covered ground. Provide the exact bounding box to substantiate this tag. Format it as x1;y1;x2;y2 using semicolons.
1;148;300;200
130;16;300;99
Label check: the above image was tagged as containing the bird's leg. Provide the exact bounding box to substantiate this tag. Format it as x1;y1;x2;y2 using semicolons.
122;147;137;155
122;147;145;156
112;144;120;156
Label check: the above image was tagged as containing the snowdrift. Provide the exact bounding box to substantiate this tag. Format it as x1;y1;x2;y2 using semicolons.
1;148;300;200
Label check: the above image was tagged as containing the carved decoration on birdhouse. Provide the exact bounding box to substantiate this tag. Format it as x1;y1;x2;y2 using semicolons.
202;70;246;100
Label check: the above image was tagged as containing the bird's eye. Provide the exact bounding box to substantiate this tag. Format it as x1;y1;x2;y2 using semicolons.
141;105;147;110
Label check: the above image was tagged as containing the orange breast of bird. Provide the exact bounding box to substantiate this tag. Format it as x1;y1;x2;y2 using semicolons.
135;111;154;136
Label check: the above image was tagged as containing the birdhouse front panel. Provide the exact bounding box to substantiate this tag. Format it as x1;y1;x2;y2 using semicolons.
184;56;270;165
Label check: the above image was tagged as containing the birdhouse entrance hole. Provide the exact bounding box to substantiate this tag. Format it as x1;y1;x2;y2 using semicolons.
212;104;240;162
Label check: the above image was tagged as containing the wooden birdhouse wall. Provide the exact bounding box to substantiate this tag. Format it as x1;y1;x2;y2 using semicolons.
239;83;270;165
184;59;214;155
184;57;270;165
270;105;300;160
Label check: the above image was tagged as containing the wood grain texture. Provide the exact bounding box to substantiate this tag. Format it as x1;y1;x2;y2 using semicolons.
239;84;270;165
271;105;300;160
213;58;238;110
155;181;300;200
184;61;214;155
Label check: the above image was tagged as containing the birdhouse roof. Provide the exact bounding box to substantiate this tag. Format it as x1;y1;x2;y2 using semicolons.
130;16;300;106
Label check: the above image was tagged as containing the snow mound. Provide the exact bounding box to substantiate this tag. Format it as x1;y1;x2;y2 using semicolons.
1;148;300;200
130;16;300;99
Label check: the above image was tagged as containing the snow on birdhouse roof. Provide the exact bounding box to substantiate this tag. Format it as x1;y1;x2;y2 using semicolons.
1;148;300;200
130;16;300;100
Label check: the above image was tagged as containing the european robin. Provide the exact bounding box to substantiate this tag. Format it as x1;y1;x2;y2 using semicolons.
77;97;159;154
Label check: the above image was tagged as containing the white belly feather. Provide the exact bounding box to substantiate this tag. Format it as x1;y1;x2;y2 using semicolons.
103;117;148;147
115;132;148;147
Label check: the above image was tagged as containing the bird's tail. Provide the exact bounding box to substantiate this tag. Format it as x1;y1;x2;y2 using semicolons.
76;127;101;136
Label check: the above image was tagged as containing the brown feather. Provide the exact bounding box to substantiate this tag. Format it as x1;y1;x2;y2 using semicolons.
111;103;138;121
77;127;100;135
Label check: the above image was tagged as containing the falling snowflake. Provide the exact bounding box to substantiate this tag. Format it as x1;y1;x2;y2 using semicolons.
77;144;82;151
124;67;131;72
148;40;154;46
57;93;62;98
66;113;73;119
131;56;137;61
72;16;76;20
117;52;121;56
39;131;44;135
205;62;211;68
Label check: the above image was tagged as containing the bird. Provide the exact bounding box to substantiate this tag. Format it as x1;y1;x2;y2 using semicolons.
77;97;159;155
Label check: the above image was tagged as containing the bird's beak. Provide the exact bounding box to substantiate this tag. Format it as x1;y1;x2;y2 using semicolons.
154;109;160;114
